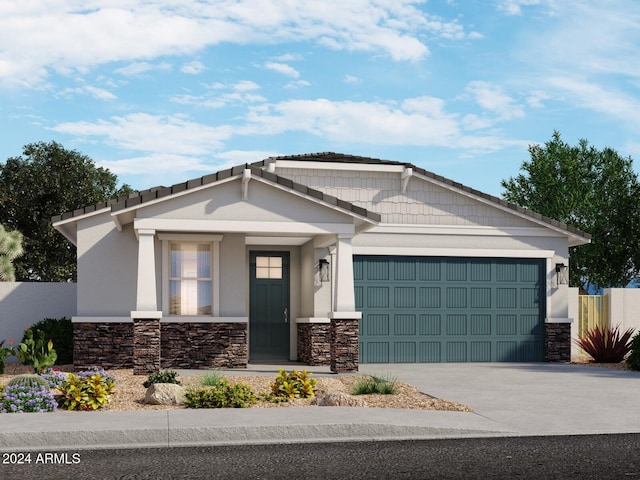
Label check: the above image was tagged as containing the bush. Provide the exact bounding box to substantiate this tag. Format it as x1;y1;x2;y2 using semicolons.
143;370;181;388
352;375;397;395
185;380;256;408
270;369;317;399
0;384;58;413
7;374;50;389
576;325;634;363
58;367;116;411
38;368;68;389
24;318;73;365
201;371;225;387
626;332;640;371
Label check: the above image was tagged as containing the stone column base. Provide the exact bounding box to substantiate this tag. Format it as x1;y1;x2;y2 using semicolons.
133;318;161;375
545;322;571;362
330;315;360;373
297;323;331;366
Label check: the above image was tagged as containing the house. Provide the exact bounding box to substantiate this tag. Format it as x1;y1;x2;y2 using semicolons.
52;153;590;374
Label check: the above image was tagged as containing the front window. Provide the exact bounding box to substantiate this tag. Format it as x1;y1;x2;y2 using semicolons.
169;242;212;315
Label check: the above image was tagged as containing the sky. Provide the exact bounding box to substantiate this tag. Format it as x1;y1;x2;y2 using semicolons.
1;0;640;197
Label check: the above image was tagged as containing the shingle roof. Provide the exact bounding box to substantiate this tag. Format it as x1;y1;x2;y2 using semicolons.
51;151;591;241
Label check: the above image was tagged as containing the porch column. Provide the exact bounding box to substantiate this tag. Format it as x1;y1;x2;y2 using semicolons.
132;228;162;374
329;234;360;373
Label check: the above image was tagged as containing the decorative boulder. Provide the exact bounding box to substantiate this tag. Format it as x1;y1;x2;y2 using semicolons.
144;383;186;405
311;392;367;407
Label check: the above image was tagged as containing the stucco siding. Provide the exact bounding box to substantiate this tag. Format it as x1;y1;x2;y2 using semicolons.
76;213;138;316
276;167;534;228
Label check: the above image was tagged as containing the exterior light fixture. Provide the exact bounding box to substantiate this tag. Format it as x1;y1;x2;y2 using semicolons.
319;259;330;283
555;263;568;286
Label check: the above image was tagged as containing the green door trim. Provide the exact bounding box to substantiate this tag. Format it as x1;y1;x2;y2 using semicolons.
249;251;290;362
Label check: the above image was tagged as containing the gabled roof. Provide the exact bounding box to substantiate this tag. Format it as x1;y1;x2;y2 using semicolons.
255;152;591;242
51;162;382;225
52;151;590;244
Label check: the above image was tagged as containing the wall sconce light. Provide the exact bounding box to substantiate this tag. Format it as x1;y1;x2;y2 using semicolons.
319;259;330;283
555;263;568;286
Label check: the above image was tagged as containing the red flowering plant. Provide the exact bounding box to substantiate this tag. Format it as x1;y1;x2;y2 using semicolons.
15;328;57;373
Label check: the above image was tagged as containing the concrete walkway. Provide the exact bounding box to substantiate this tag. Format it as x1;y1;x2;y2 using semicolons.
1;363;639;451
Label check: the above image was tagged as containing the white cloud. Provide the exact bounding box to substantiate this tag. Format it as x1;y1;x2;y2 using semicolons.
115;62;171;76
56;85;117;101
181;60;205;74
465;81;525;120
496;0;544;16
264;62;300;78
344;75;362;84
170;80;265;108
0;1;477;88
98;153;213;176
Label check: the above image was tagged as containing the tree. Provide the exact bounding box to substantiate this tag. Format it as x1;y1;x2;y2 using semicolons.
501;131;640;290
0;141;134;282
0;225;24;281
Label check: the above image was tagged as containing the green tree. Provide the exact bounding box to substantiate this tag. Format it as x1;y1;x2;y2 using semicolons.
501;131;640;290
0;141;134;281
0;225;24;281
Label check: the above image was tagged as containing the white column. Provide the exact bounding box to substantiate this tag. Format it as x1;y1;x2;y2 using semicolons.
132;229;161;317
331;234;360;317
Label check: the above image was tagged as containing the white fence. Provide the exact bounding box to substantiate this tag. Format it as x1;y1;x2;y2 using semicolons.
0;282;76;358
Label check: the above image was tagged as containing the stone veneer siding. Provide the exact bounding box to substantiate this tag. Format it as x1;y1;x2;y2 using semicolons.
161;323;248;369
545;323;571;362
133;319;161;375
330;318;359;373
297;323;331;366
73;323;134;370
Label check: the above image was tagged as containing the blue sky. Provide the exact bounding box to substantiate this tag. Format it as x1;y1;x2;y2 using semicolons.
1;0;639;197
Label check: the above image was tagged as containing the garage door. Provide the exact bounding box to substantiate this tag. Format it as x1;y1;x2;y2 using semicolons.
354;256;545;363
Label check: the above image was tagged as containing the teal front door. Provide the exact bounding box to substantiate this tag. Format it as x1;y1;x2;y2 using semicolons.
249;251;290;362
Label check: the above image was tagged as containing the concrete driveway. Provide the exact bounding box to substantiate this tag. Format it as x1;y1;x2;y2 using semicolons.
359;363;640;436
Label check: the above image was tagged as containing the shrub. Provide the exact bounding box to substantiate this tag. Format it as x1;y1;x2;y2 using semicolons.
15;328;57;373
352;375;397;395
201;371;225;387
626;332;640;371
143;370;181;388
576;325;634;363
58;367;116;411
185;380;256;408
0;385;4;396
0;384;58;413
24;318;73;365
270;369;317;399
7;374;50;389
0;339;14;375
38;368;68;389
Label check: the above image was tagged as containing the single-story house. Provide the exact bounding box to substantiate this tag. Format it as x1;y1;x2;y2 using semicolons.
52;153;590;374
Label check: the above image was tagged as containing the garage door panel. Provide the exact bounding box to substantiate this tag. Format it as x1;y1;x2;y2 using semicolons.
357;256;545;363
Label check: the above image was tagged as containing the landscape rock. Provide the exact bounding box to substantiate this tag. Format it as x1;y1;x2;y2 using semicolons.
311;391;367;407
144;383;186;405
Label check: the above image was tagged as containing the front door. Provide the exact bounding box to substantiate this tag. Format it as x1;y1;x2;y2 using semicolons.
249;251;290;362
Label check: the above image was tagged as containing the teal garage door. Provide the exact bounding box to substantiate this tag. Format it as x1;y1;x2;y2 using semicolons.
354;256;545;363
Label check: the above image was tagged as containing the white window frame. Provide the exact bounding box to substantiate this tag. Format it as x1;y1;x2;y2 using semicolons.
159;234;223;318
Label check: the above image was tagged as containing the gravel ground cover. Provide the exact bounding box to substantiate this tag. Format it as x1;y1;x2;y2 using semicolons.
0;364;471;412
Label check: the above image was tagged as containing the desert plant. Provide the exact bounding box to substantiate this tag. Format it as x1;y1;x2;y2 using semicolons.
352;375;397;395
7;373;50;389
25;318;73;365
0;383;57;413
270;369;317;399
185;380;256;408
14;328;57;373
0;339;14;375
143;370;181;388
38;368;68;389
575;324;634;363
201;371;225;387
626;331;640;371
58;368;116;411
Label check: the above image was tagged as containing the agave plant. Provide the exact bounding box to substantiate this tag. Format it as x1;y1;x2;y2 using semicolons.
576;324;634;363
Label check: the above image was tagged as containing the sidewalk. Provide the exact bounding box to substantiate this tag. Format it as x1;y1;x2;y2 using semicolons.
1;362;639;451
